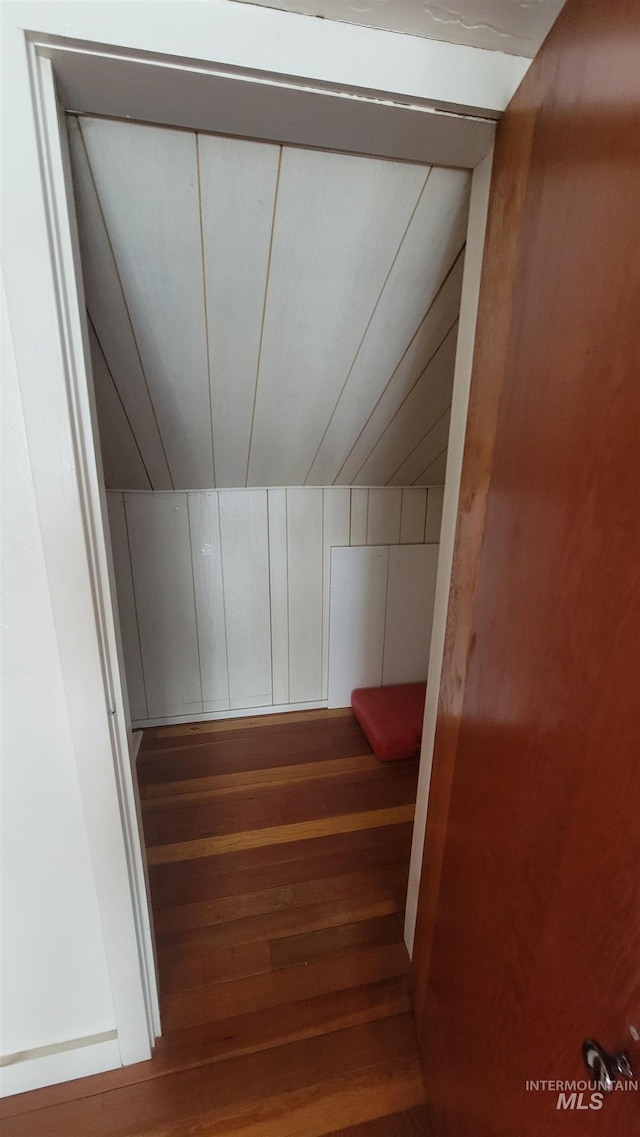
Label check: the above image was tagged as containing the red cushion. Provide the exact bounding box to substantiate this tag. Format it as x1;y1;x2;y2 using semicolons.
351;683;426;762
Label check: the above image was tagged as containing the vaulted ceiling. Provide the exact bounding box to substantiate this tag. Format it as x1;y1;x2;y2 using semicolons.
232;0;567;57
68;115;470;490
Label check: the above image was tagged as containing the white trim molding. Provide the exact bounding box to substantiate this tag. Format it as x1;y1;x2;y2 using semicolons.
0;1037;121;1098
2;25;157;1086
15;0;527;117
404;148;494;954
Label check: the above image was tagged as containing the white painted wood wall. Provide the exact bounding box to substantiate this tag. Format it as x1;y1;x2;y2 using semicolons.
108;486;444;725
327;544;440;706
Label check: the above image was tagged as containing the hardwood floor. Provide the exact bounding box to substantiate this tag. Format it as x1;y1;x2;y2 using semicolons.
0;709;431;1135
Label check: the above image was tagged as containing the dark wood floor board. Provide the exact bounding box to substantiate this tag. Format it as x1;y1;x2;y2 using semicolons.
161;939;272;995
143;767;417;847
139;1056;426;1137
147;805;415;865
143;757;414;815
0;979;412;1122
149;824;414;910
143;708;354;746
139;720;369;769
156;975;413;1061
4;712;422;1135
138;733;371;785
141;754;378;804
154;863;408;934
269;912;405;970
157;892;398;971
161;942;410;1031
142;763;415;841
327;1103;435;1136
2;1018;418;1137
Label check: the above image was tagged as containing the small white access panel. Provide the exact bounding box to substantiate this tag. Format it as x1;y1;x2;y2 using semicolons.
328;543;439;707
383;544;439;686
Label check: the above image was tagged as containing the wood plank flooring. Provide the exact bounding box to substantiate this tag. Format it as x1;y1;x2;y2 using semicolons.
1;709;432;1135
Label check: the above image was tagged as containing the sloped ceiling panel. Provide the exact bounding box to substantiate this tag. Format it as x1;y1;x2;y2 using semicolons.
69;114;469;489
231;0;567;58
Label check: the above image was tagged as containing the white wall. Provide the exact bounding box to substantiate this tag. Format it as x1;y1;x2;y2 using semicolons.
0;288;119;1095
108;486;443;725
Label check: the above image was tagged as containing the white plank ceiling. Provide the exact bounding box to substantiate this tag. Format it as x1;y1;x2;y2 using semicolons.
69;114;470;489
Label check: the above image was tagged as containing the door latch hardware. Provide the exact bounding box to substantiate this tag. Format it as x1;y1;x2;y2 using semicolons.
582;1039;633;1093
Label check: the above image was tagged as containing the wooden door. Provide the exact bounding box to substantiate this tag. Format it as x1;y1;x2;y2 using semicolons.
411;0;640;1133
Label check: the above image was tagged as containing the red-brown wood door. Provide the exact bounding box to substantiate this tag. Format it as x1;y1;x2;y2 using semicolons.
411;0;640;1133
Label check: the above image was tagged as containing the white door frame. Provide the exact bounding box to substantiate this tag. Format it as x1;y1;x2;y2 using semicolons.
19;50;161;1056
2;0;507;1071
405;149;494;951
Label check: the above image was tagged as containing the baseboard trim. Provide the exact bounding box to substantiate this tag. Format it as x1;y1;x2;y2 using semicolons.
0;1035;120;1097
132;699;329;729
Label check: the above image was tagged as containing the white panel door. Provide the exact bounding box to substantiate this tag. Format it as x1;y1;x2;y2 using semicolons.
287;488;324;703
199;135;280;487
308;169;469;485
80;117;213;488
105;493;147;722
382;544;439;685
247;147;427;485
218;490;272;709
327;546;388;707
188;492;229;712
126;492;203;719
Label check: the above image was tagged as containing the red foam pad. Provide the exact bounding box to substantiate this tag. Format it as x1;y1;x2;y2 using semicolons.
351;683;426;762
